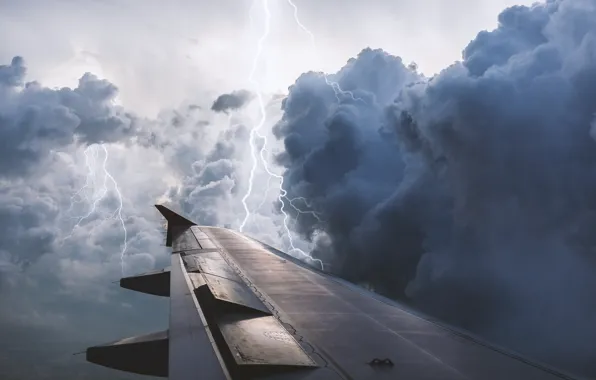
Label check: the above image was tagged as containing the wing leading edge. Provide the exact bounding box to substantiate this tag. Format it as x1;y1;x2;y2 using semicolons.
86;205;580;380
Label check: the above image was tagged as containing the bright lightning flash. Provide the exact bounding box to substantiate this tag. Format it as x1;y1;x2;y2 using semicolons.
63;144;128;276
287;0;366;104
239;0;324;271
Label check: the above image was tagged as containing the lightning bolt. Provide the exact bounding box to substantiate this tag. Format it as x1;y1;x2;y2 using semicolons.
67;145;99;213
254;149;323;226
239;0;269;235
62;145;107;235
239;0;324;271
63;143;128;276
101;144;128;276
286;0;365;104
287;196;322;223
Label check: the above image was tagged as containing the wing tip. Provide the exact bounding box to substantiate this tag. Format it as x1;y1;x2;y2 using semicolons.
154;204;196;226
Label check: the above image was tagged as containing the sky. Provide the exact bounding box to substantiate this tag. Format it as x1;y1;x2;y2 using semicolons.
5;0;596;379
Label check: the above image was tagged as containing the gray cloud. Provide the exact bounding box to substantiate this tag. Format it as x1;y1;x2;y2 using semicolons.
210;89;253;113
0;56;26;86
273;47;420;266
274;1;596;377
0;181;59;274
0;57;175;380
167;122;249;226
0;57;157;290
0;58;139;177
0;162;171;379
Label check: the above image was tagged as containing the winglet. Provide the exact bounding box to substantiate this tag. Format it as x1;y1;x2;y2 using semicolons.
155;205;196;247
155;204;196;226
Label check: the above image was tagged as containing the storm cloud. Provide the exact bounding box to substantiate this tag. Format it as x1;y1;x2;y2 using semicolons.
0;57;177;380
211;89;253;113
275;0;596;376
0;57;139;177
0;56;253;281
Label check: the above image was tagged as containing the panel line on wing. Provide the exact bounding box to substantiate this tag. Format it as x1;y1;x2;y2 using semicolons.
198;227;327;369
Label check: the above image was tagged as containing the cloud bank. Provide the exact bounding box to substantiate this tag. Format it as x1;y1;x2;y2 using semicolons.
274;0;596;376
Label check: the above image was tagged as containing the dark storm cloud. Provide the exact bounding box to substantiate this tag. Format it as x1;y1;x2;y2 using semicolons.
273;47;420;263
210;89;253;113
275;1;596;377
0;57;138;177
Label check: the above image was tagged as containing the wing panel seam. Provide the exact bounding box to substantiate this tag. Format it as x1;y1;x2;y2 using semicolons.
201;228;350;379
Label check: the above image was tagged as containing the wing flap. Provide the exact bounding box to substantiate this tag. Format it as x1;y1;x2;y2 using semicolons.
201;273;271;315
217;314;317;367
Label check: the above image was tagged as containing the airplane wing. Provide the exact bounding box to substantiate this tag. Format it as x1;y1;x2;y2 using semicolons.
86;205;579;380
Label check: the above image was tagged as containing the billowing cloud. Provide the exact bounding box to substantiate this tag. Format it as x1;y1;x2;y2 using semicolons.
275;1;596;376
0;57;139;177
169;121;249;225
210;89;253;113
0;57;177;380
0;54;255;291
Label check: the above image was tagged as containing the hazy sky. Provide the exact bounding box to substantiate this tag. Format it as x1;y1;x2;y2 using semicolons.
0;0;534;116
2;1;567;379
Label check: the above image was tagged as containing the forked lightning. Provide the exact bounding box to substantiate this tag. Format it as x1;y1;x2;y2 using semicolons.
239;0;324;270
64;144;128;275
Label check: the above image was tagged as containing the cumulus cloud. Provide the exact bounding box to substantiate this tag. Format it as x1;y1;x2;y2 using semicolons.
274;1;596;376
0;56;180;380
0;57;170;280
0;58;140;177
166;121;249;226
273;47;421;267
0;55;251;290
210;89;253;113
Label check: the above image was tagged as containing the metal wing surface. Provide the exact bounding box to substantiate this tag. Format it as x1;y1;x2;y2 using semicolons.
85;205;579;380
